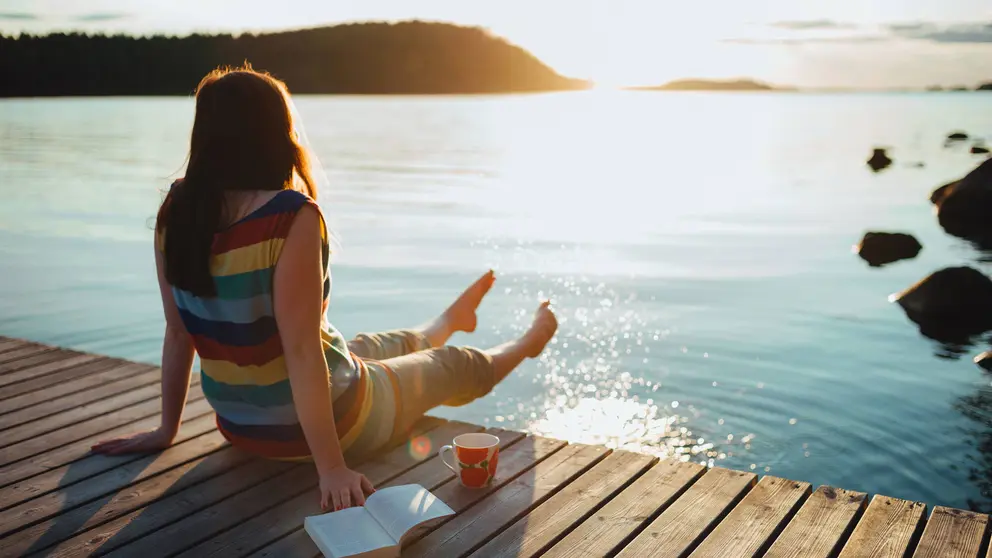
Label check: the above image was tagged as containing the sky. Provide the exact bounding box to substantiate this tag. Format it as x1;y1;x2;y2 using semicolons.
1;0;990;89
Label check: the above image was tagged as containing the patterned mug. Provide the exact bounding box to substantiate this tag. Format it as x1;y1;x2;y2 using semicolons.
439;433;500;488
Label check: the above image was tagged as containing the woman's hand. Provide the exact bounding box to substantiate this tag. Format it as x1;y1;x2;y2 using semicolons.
319;466;375;511
91;427;175;455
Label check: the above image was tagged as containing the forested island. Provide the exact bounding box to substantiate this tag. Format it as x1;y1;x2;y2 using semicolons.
0;21;589;97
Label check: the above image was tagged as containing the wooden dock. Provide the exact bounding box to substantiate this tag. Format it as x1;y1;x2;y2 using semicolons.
0;335;988;558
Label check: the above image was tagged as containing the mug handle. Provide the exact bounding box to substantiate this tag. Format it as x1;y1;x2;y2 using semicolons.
439;445;459;475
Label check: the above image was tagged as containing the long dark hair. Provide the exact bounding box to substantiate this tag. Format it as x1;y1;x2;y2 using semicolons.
157;64;318;297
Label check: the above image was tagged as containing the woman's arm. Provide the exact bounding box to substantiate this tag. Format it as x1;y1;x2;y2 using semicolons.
155;245;196;438
92;244;195;454
275;204;372;511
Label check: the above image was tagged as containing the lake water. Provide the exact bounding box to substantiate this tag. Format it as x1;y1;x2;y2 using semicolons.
2;92;992;510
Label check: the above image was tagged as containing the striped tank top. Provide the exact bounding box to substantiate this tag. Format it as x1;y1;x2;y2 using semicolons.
158;188;372;459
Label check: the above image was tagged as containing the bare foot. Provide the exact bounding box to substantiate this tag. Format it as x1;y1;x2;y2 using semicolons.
486;301;559;382
523;301;558;358
443;270;496;333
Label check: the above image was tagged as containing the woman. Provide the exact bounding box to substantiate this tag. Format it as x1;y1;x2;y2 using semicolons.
91;66;557;512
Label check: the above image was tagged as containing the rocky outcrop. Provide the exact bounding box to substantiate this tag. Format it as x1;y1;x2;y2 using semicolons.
975;351;992;371
856;232;922;267
867;148;892;172
894;266;992;341
931;181;958;204
930;159;992;241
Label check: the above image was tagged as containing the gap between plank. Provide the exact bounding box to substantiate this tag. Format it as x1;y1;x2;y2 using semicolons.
157;419;464;557
604;460;709;558
753;480;814;557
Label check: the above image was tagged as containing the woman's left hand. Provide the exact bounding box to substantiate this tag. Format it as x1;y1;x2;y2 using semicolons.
91;427;175;455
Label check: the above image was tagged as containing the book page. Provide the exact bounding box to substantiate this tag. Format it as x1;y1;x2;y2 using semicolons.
364;484;455;543
304;507;396;558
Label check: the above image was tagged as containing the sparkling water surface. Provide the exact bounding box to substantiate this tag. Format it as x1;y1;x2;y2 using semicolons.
2;91;992;509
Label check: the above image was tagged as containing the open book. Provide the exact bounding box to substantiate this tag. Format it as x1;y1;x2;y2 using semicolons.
304;484;455;558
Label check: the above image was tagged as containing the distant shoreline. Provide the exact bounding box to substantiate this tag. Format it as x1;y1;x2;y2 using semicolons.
626;79;783;92
3;89;992;100
623;78;991;93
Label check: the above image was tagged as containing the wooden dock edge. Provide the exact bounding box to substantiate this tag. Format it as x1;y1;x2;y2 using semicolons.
0;334;988;558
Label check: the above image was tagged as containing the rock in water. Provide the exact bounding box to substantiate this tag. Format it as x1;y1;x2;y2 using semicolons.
894;266;992;341
930;180;958;205
975;352;992;371
972;144;990;155
867;148;892;172
931;158;992;240
856;232;922;267
948;131;969;141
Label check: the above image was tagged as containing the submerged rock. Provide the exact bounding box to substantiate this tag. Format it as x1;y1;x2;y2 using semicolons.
972;145;990;155
856;232;922;267
975;352;992;371
867;148;892;172
948;131;970;141
931;158;992;240
894;266;992;341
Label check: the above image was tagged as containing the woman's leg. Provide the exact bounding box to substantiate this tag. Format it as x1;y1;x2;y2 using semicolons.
347;330;430;361
347;270;496;360
384;301;557;435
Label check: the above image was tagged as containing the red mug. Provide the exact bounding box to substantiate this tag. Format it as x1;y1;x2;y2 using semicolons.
439;433;499;488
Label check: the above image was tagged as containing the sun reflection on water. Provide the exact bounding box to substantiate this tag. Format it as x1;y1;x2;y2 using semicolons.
529;396;692;458
469;260;756;468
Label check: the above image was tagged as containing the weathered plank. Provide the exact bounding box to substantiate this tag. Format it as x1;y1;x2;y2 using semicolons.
0;338;30;354
0;396;212;489
0;381;178;447
616;467;757;558
102;417;448;558
0;349;85;376
6;447;255;557
690;475;811;558
404;443;610;558
0;366;159;430
355;417;466;486
913;506;988;558
0;422;227;535
184;419;483;558
469;450;656;558
0;384;206;468
247;427;526;558
838;495;926;558
0;411;219;510
765;486;867;558
400;435;570;551
29;459;292;558
0;345;52;366
0;357;117;401
251;434;565;558
544;458;706;558
0;359;133;414
0;354;106;390
4;339;990;558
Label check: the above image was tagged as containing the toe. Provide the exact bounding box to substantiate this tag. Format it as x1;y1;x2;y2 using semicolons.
466;271;496;297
